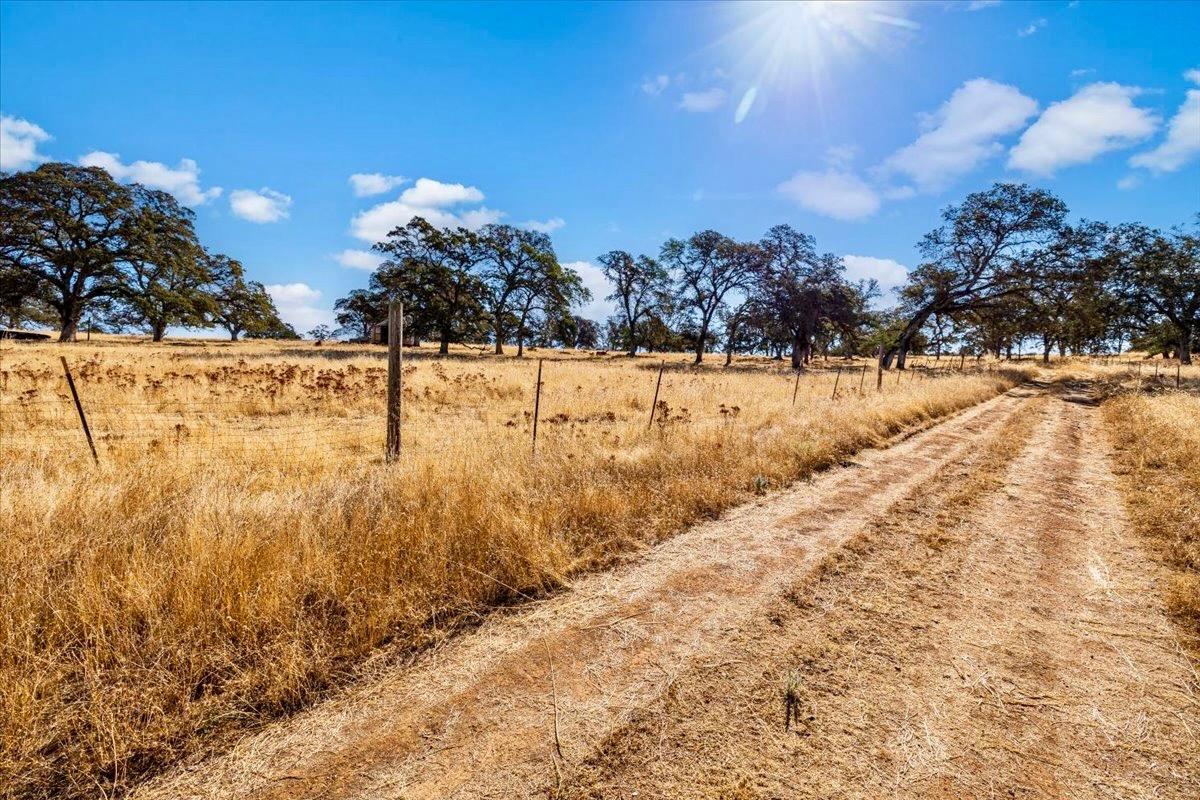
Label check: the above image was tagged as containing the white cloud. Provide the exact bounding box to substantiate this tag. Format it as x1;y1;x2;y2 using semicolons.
1186;68;1200;85
79;151;222;206
824;145;859;169
642;74;669;96
777;169;880;221
1128;82;1200;173
563;260;615;321
1018;18;1046;37
349;177;502;242
400;177;484;207
0;114;52;171
1008;83;1158;175
679;88;727;113
266;282;334;333
1070;68;1095;79
1116;175;1142;191
349;172;407;197
519;217;565;234
229;188;292;223
966;0;1001;9
842;254;909;294
882;78;1038;191
334;248;382;271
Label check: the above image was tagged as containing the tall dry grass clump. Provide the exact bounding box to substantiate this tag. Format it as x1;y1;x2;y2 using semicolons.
0;339;1028;798
1105;391;1200;633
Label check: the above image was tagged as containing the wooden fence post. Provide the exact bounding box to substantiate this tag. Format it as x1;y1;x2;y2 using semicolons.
386;301;403;463
60;356;98;464
791;369;801;407
532;358;543;453
830;366;842;400
1178;363;1182;389
859;364;867;392
648;360;665;429
876;346;884;392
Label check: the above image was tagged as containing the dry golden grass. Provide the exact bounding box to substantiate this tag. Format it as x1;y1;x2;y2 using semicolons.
1105;390;1200;633
0;338;1028;799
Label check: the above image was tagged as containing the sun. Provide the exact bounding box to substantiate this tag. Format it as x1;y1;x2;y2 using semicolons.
718;1;918;121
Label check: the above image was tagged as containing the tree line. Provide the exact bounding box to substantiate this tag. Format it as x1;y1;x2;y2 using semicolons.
3;163;1195;365
1;163;296;341
333;216;880;367
335;183;1196;366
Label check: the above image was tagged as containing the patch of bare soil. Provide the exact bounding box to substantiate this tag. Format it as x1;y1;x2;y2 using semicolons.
561;384;1199;799
134;384;1198;799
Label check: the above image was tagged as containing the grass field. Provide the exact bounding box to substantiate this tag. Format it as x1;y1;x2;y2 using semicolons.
0;338;1039;797
1105;391;1200;635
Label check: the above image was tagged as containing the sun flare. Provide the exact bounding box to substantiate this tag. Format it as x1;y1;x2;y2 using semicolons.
721;1;918;119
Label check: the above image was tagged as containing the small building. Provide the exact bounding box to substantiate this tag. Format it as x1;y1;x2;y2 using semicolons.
0;328;51;341
369;323;420;347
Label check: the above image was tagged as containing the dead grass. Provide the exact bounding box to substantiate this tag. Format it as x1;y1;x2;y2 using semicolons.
0;338;1029;799
1104;391;1200;634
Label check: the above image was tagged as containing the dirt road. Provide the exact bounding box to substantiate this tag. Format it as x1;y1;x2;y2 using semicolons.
136;383;1199;800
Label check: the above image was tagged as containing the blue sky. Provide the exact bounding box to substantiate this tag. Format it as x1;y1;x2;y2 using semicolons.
2;0;1197;333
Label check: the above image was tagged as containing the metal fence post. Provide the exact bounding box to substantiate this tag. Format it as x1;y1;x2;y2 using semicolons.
60;356;98;464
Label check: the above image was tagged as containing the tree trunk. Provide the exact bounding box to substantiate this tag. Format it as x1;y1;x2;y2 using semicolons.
494;320;505;355
1180;326;1193;365
229;328;240;342
439;328;451;355
58;299;81;342
517;335;525;358
152;320;167;342
1042;334;1052;364
790;333;804;370
693;320;709;365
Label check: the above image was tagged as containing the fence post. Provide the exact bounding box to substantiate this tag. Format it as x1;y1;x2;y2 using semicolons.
791;369;801;407
532;358;544;453
647;360;665;429
1178;363;1183;389
875;346;884;392
60;356;98;464
859;364;867;392
830;366;842;400
386;301;403;463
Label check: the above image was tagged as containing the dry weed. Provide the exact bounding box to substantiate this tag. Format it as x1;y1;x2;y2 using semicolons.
1104;391;1200;631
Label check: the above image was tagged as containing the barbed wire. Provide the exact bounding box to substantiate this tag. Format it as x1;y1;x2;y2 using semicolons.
5;361;1185;462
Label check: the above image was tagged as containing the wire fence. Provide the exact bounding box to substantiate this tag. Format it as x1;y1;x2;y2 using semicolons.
3;355;1193;464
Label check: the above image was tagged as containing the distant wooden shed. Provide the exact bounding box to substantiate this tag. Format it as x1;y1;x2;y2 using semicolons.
0;328;51;341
